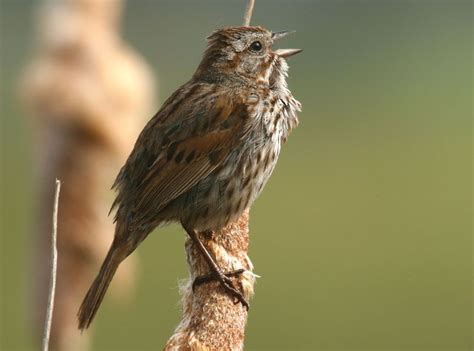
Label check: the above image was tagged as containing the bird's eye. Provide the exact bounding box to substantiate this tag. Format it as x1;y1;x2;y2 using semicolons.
249;41;263;52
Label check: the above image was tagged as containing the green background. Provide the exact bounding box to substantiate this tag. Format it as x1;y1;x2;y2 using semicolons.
1;0;472;350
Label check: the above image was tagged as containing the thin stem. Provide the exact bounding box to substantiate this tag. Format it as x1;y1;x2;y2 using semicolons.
42;179;61;351
243;0;255;26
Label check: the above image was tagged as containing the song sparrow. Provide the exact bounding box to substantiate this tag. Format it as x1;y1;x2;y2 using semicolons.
78;26;301;330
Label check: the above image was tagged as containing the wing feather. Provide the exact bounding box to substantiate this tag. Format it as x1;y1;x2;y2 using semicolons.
111;82;248;230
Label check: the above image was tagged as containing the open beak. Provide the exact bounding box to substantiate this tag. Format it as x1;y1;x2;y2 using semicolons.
271;30;295;41
274;48;303;58
271;30;302;58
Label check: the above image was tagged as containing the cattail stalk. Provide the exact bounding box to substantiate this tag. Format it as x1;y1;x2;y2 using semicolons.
164;211;255;350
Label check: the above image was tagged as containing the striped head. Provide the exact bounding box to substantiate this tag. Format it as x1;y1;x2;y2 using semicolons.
194;26;302;86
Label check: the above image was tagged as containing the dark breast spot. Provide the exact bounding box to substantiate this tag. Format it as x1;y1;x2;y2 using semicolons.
263;152;271;169
242;174;252;189
273;112;282;127
243;191;251;209
256;151;262;163
271;150;277;162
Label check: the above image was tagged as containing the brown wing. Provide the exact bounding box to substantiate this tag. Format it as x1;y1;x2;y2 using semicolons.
111;81;248;230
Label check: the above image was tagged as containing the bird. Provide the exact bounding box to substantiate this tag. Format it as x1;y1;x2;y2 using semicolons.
77;25;302;330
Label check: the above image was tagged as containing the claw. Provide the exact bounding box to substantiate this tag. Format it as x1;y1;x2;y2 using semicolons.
192;269;249;310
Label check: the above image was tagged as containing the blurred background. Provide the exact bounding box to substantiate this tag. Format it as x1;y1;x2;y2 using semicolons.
1;0;471;350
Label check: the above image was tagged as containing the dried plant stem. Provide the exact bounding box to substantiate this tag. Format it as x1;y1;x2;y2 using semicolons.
243;0;256;26
164;211;255;351
42;179;61;351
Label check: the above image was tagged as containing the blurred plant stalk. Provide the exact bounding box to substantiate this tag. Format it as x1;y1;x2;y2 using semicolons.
19;0;156;349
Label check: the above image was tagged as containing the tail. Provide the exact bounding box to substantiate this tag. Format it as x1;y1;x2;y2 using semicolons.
77;242;126;330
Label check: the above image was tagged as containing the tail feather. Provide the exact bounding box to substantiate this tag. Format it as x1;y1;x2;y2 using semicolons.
77;244;125;330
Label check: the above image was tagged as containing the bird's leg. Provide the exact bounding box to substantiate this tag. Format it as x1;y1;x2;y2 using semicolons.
194;229;246;288
183;225;249;310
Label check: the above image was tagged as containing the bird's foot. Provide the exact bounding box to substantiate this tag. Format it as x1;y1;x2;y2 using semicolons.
193;268;249;310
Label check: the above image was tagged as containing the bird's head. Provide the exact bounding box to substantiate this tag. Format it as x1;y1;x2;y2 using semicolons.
195;26;302;86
